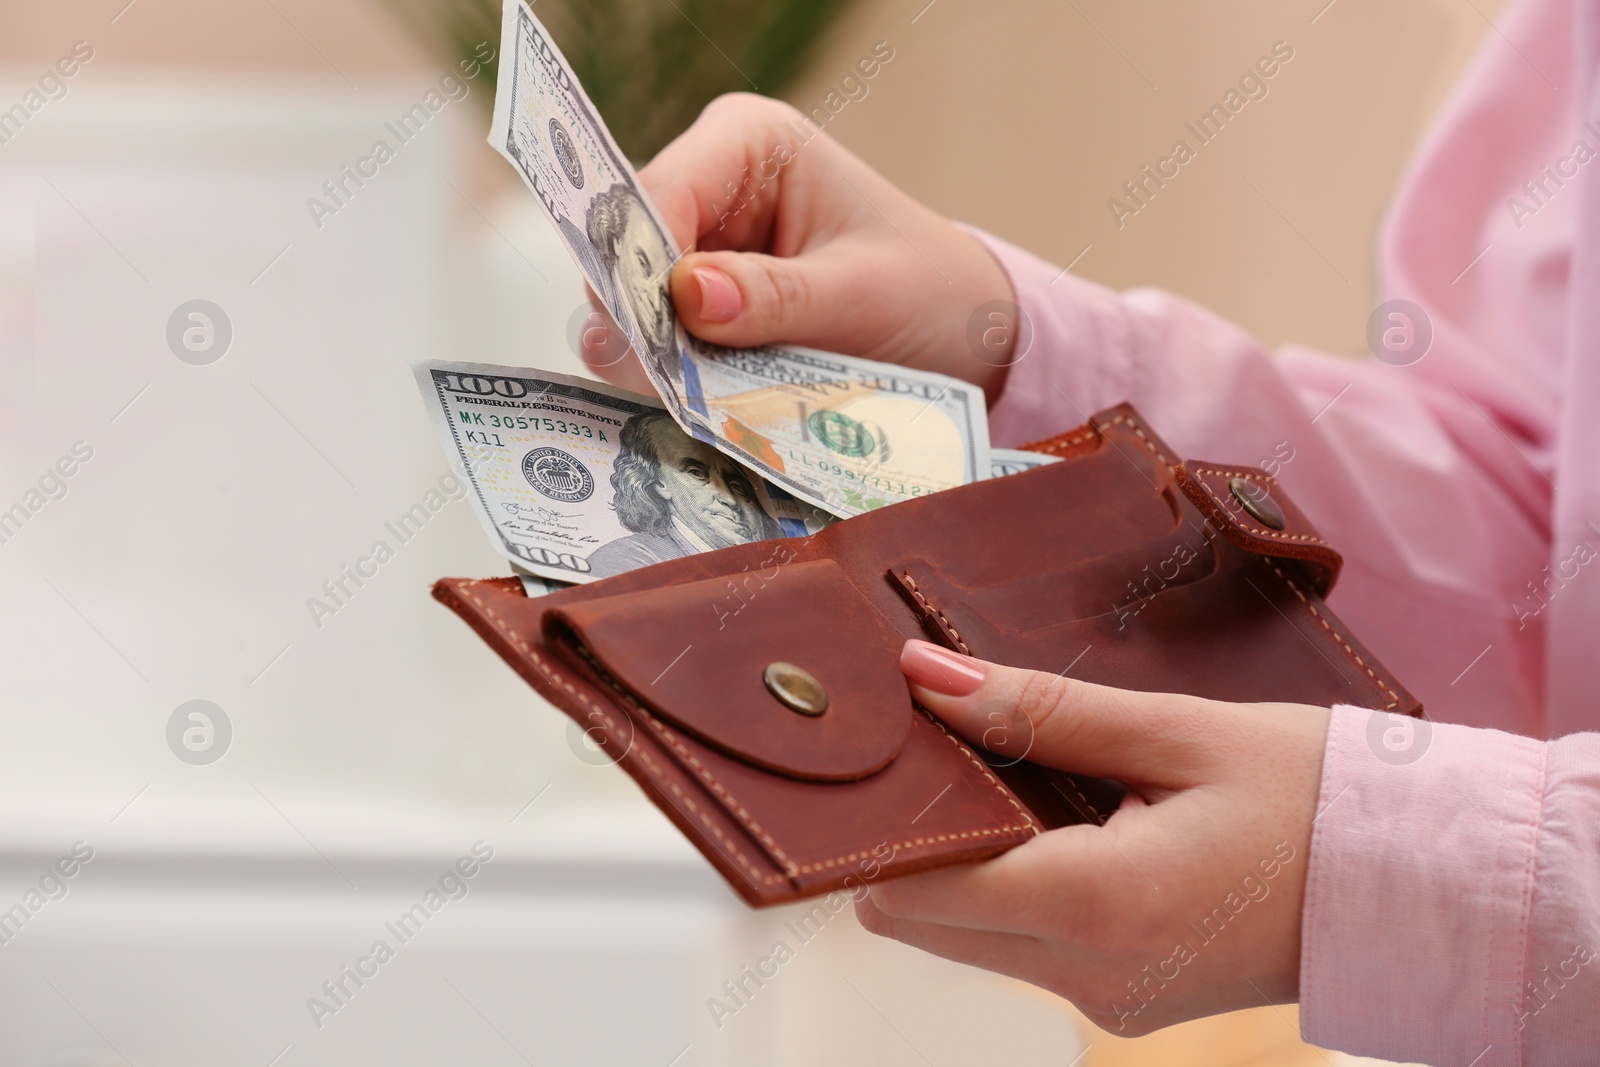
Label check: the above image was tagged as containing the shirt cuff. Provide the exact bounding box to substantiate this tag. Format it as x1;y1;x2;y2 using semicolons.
1299;703;1546;1066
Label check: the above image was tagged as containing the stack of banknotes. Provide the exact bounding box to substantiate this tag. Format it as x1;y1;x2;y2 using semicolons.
413;0;1056;595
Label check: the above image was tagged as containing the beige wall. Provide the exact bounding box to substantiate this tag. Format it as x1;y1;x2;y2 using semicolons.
788;0;1504;357
1;0;425;75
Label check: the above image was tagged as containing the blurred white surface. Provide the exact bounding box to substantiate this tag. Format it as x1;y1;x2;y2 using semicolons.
0;70;1085;1066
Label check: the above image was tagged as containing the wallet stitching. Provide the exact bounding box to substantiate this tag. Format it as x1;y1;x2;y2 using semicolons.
578;668;1041;879
1262;560;1400;710
889;572;1036;838
916;710;1042;836
634;746;780;886
576;652;802;877
794;717;1041;874
1107;413;1172;467
1027;414;1169;467
896;572;1042;837
899;573;973;655
455;580;785;885
1031;428;1097;456
1191;466;1331;547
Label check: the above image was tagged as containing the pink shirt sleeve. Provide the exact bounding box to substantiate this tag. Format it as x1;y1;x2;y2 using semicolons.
1302;706;1600;1065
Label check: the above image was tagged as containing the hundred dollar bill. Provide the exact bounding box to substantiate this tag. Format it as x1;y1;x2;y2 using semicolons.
512;563;569;598
487;0;989;518
412;360;829;585
990;448;1063;478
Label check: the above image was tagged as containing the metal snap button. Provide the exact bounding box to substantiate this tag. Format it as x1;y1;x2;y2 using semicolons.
1228;476;1285;530
763;662;828;716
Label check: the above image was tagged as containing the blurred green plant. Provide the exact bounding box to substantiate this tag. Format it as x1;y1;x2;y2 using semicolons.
378;0;860;163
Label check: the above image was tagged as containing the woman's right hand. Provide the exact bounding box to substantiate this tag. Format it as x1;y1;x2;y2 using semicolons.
582;93;1021;402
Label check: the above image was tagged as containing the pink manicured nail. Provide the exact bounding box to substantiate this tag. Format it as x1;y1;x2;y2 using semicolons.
900;639;985;696
693;266;741;323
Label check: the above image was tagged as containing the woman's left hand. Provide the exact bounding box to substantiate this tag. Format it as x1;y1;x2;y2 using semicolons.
859;640;1332;1035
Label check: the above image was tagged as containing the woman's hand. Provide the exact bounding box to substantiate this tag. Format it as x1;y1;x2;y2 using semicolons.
581;93;1019;401
863;639;1331;1036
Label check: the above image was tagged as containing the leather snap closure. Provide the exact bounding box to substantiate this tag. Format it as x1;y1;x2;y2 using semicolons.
1229;477;1285;530
763;662;828;716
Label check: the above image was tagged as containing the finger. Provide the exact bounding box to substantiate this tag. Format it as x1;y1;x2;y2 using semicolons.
643;95;903;351
899;639;1220;786
667;241;887;351
859;894;1261;1039
854;895;1097;1003
639;92;817;254
859;893;1251;1039
642;92;994;370
864;822;1161;938
577;286;656;394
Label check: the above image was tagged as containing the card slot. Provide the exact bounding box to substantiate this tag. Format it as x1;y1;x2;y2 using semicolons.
923;548;1384;710
889;515;1221;650
865;445;1183;594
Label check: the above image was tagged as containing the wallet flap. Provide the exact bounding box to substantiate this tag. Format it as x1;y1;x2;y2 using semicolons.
1019;405;1343;598
1175;462;1343;596
542;559;914;782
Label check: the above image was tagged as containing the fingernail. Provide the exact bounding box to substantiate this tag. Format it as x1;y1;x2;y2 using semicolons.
693;266;741;323
899;639;985;697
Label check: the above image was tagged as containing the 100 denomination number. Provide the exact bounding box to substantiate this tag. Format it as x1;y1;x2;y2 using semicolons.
440;373;529;398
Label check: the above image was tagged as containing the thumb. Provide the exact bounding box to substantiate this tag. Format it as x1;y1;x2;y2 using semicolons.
670;246;863;351
898;639;1214;787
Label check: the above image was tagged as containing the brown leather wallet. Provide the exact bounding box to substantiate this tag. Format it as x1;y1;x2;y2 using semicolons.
433;403;1421;907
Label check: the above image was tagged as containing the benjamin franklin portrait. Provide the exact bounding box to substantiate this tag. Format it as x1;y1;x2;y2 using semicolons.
588;412;784;578
585;183;680;393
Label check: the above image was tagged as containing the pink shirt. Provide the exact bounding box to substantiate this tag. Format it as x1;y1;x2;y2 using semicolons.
980;0;1600;1061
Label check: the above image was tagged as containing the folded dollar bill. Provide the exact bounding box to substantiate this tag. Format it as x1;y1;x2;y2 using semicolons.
487;0;990;519
512;564;569;598
989;448;1062;477
413;360;835;585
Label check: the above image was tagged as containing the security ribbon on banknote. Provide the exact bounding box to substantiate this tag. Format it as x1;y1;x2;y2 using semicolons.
486;0;990;519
